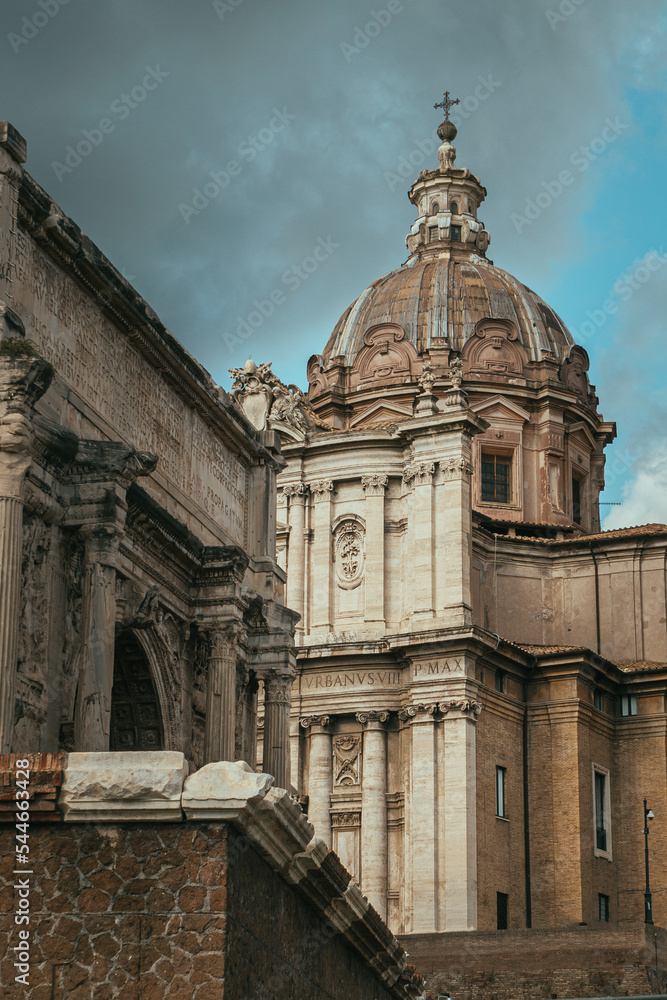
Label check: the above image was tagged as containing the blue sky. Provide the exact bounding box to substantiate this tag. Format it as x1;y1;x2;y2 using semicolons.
1;0;666;527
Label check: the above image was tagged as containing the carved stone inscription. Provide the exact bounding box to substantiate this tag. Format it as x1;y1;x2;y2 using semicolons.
302;669;402;690
412;658;466;678
14;232;247;544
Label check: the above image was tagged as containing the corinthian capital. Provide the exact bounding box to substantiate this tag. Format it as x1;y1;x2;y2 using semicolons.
403;462;435;485
282;482;306;503
309;479;334;499
361;474;389;496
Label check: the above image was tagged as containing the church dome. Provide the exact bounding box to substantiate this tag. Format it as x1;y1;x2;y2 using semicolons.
322;255;574;367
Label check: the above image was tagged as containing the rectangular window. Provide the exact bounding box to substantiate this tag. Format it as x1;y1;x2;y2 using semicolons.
594;689;603;711
497;892;508;930
621;694;637;716
481;453;511;504
496;766;506;818
572;476;582;524
599;893;610;922
428;225;439;242
595;771;607;852
450;224;462;242
495;669;506;693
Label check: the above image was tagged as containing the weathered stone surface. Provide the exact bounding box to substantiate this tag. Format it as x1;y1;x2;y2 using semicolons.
181;759;273;820
59;751;188;821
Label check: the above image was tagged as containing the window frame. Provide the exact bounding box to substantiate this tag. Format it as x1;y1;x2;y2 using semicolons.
495;765;507;819
620;694;638;717
480;450;514;506
496;891;509;930
592;764;612;860
598;893;610;922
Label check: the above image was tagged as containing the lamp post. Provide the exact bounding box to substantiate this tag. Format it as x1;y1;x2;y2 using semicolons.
643;799;654;925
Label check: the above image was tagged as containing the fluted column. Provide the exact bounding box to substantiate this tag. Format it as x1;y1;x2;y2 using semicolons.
263;671;292;789
357;710;389;919
361;475;388;628
309;480;334;634
283;484;306;635
301;715;332;844
204;624;238;763
0;355;53;752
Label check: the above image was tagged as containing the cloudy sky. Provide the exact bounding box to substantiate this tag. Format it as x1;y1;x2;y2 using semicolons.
2;0;666;528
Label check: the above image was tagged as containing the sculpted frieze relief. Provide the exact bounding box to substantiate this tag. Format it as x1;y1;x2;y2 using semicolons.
331;811;361;828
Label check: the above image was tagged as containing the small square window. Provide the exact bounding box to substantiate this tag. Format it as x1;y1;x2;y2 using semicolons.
497;892;508;930
428;225;439;242
599;893;610;922
482;453;511;504
496;766;506;818
621;695;637;717
450;224;462;242
594;689;603;711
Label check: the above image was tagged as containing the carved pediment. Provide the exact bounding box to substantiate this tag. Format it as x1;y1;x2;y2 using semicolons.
353;325;418;386
349;398;413;428
463;319;526;376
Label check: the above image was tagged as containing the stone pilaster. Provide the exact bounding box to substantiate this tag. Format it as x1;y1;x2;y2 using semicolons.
361;475;388;628
204;624;238;764
400;703;439;932
263;671;292;789
0;355;53;752
439;457;475;627
403;463;435;621
282;483;306;636
356;710;389;920
440;697;481;930
301;714;332;845
309;480;333;634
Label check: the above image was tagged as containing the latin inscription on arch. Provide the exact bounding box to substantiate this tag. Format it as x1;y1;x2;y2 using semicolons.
302;670;402;691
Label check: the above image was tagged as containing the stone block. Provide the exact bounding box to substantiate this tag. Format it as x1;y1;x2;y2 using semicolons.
181;759;273;821
59;751;188;822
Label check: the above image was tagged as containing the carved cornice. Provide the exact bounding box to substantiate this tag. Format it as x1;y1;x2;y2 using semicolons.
69;440;157;488
402;462;435;485
361;474;388;496
308;479;334;499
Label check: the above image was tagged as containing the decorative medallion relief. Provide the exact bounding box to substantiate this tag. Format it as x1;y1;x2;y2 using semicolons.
333;734;361;785
332;517;365;590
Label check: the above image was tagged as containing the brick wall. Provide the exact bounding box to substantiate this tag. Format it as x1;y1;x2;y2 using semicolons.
401;926;667;1000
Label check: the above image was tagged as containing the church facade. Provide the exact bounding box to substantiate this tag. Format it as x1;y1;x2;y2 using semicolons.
228;106;667;957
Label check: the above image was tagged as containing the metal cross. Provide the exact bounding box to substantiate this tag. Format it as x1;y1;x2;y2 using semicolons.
434;90;460;121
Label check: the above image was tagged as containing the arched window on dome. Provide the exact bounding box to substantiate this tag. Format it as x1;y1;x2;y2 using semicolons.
450;200;459;215
432;202;439;214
